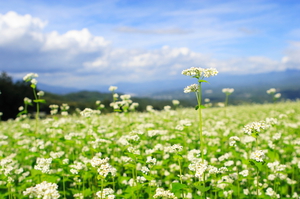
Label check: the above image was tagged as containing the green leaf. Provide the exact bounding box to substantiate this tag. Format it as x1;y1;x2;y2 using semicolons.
171;182;187;192
195;105;199;110
198;79;209;83
30;84;36;89
195;185;211;192
33;99;46;103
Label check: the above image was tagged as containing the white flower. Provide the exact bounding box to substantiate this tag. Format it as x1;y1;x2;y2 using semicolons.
23;73;38;82
37;91;44;96
222;88;234;94
184;84;198;93
172;100;180;105
274;93;281;98
34;158;52;174
153;188;178;199
182;67;218;78
250;150;265;162
266;88;276;94
23;181;60;199
109;86;118;91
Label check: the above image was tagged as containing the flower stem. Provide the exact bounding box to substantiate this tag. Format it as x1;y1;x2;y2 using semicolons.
196;82;204;162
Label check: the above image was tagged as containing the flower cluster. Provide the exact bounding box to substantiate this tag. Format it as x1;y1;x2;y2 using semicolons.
182;67;218;79
80;108;101;117
250;150;265;162
23;73;38;82
243;121;268;136
23;181;60;199
183;84;198;93
96;188;115;199
222;88;234;94
34;157;52;174
153;188;178;199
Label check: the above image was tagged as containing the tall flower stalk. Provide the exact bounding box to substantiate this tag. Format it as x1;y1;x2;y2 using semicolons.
222;88;234;107
23;73;45;133
182;67;218;160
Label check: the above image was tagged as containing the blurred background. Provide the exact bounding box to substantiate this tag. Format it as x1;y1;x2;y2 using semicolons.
0;0;300;119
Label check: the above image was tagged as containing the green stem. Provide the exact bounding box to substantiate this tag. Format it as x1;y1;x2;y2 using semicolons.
256;168;259;199
225;94;229;107
32;88;39;133
100;178;104;199
63;174;66;199
196;82;204;162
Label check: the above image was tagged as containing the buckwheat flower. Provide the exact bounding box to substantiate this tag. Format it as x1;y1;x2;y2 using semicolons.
189;160;208;179
266;88;276;94
222;88;234;94
96;188;115;198
274;93;281;98
153;188;178;199
250;150;265;162
239;170;249;177
267;161;286;172
182;67;218;78
24;97;32;104
137;176;147;183
184;83;198;93
34;157;52;174
168;144;183;153
109;86;118;91
187;149;201;161
146;156;157;165
37;91;44;97
31;78;37;85
172;100;180;106
74;193;84;199
243;121;268;136
229;136;240;146
80;108;100;117
175;124;184;131
18;106;24;111
23;73;38;82
23;181;60;199
164;105;172;111
141;166;150;174
265;187;278;198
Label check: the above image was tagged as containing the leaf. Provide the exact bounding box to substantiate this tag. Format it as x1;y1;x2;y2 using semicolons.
30;84;36;89
198;79;209;83
171;182;187;192
195;105;199;110
196;185;211;192
200;105;206;109
33;99;46;103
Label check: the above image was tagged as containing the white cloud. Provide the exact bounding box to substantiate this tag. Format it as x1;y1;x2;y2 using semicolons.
0;11;299;90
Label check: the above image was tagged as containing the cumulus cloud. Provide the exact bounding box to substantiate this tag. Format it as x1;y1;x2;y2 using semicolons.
0;11;109;73
0;11;299;89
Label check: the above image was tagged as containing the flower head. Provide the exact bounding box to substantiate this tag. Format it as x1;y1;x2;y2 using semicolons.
182;67;218;79
250;150;265;162
109;86;118;92
266;88;276;94
23;73;38;82
184;84;198;93
222;88;234;94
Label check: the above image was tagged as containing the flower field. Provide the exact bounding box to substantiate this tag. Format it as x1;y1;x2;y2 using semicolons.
1;99;300;198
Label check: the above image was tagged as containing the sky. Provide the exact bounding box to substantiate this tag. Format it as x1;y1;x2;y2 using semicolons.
0;0;300;90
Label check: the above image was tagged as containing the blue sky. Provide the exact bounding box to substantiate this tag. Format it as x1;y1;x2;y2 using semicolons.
0;0;299;89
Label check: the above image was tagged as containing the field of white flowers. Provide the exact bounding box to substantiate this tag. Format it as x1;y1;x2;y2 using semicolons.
1;69;300;199
1;98;299;199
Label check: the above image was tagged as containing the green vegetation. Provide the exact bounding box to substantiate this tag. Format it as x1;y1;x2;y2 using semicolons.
0;98;299;198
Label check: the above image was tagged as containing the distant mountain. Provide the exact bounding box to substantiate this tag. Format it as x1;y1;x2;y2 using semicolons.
37;69;300;104
37;83;81;94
